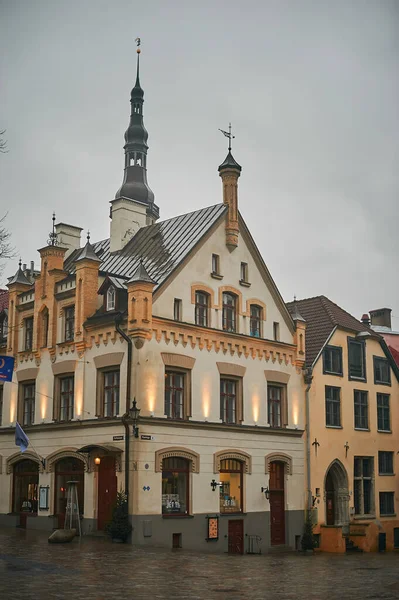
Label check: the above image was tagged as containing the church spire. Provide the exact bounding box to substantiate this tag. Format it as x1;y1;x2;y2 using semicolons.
115;39;159;222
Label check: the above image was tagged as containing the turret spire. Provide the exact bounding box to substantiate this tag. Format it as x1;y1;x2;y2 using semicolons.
115;38;159;222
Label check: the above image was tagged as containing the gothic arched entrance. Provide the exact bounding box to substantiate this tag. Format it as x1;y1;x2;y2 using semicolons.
324;460;349;526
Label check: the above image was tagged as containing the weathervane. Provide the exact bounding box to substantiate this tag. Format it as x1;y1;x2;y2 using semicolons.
135;37;141;51
219;123;235;152
47;212;58;247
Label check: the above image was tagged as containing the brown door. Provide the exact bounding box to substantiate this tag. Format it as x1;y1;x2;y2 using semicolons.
228;519;244;554
97;456;117;530
270;461;286;546
326;493;335;525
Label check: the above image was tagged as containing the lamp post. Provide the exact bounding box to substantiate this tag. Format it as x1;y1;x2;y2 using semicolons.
129;398;141;438
122;398;141;499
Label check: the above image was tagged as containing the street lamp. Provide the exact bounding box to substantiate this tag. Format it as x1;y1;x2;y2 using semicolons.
128;398;141;438
261;486;270;500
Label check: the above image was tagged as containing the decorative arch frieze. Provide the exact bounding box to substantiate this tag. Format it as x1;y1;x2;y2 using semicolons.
6;451;44;474
245;298;267;319
265;452;293;475
214;449;252;474
155;447;200;473
216;286;243;314
190;284;216;308
45;447;89;473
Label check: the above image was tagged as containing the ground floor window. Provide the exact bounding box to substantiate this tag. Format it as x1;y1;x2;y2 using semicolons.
219;459;243;513
13;459;39;513
162;457;189;515
55;457;85;517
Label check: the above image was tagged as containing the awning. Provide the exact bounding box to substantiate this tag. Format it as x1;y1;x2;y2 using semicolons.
77;443;122;455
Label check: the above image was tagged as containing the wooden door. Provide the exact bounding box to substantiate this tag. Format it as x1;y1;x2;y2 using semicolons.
228;519;244;554
270;461;286;546
97;457;117;530
326;492;335;525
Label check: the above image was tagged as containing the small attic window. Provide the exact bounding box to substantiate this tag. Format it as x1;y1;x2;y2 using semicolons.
107;287;116;312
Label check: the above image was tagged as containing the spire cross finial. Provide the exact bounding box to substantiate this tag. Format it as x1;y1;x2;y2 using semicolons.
47;211;58;246
18;258;22;269
219;122;235;152
87;230;90;243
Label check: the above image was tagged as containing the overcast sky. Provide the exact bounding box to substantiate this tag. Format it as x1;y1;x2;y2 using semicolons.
1;0;398;326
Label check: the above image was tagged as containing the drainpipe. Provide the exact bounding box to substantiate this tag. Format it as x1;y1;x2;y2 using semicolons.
115;314;132;497
304;368;313;511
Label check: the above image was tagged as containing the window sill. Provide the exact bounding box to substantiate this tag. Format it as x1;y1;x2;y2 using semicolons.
354;428;370;432
220;512;246;517
374;380;391;387
348;376;366;382
377;429;392;434
162;514;194;519
323;371;343;377
380;514;396;518
210;272;223;280
379;473;395;477
326;425;343;429
353;515;375;521
239;280;251;288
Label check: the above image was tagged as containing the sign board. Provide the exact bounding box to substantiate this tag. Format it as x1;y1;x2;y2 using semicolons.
206;515;219;541
141;434;154;441
113;435;124;441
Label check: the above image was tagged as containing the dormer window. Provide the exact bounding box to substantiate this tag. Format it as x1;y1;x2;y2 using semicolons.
106;287;116;312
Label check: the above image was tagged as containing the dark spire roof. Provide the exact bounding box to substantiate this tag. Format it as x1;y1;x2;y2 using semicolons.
289;299;306;322
218;151;242;173
126;260;157;285
75;239;101;263
7;264;31;286
115;44;159;221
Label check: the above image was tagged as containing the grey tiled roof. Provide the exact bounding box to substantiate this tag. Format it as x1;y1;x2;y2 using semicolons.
64;203;227;290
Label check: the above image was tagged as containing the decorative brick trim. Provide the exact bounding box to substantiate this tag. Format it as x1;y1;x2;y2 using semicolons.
216;286;243;313
161;353;196;370
245;298;267;319
45;447;89;473
6;451;44;474
191;284;216;308
155;446;200;473
214;449;252;474
216;362;246;377
265;452;293;475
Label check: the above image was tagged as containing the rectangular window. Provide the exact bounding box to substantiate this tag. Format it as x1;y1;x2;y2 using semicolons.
240;262;248;282
273;322;280;341
220;459;243;513
211;254;220;275
222;293;237;333
378;451;394;475
195;291;209;327
103;370;120;417
173;298;182;322
323;346;343;375
0;315;8;343
377;393;390;432
354;457;374;516
250;305;262;338
348;338;366;380
64;306;75;342
220;379;237;424
374;357;391;385
325;386;341;427
268;385;282;427
0;385;3;426
60;376;74;421
23;382;35;426
379;492;395;516
25;317;33;351
164;371;185;419
354;390;368;429
394;528;399;549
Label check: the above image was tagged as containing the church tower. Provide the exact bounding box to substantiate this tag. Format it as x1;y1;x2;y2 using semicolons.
110;40;160;252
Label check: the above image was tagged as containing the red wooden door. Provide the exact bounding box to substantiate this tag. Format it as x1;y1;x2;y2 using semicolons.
97;457;117;530
228;520;244;554
270;461;286;546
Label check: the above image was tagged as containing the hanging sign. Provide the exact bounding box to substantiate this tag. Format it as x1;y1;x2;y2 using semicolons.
206;515;219;541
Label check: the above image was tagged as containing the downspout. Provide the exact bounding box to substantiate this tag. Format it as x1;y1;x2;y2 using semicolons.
304;367;313;511
115;314;132;497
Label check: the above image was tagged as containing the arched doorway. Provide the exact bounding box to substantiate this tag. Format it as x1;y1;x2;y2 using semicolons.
13;459;39;528
324;460;349;526
55;457;85;528
269;461;285;545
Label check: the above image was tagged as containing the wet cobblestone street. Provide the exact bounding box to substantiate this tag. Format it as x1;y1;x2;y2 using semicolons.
0;528;399;600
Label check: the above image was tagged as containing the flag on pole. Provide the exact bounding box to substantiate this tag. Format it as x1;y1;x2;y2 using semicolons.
0;356;14;382
15;422;29;453
219;129;230;138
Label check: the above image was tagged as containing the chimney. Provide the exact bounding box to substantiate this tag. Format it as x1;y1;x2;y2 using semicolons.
369;308;392;329
55;223;83;258
361;313;370;326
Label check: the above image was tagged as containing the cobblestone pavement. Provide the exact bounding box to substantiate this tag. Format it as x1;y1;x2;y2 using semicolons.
0;529;399;600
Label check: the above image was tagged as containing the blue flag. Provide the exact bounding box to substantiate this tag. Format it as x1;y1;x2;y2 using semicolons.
0;356;14;382
15;422;29;453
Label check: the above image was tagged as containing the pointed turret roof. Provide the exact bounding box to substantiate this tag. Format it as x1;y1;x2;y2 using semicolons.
75;237;101;263
7;263;31;286
125;260;157;285
218;150;242;173
289;300;306;323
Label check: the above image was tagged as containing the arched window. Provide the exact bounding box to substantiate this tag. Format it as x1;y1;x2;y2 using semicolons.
250;305;262;338
13;459;39;513
55;457;85;527
219;458;243;513
195;291;209;327
106;287;116;312
222;292;237;333
162;457;190;516
41;307;49;347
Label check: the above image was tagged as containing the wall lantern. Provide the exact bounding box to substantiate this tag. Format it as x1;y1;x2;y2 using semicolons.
129;398;141;438
261;486;270;500
210;479;222;492
94;457;101;465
